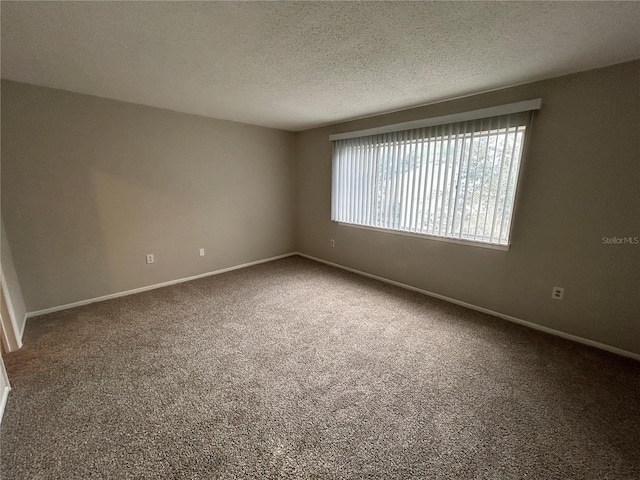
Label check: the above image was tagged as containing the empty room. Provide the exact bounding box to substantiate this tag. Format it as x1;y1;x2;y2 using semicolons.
1;1;639;479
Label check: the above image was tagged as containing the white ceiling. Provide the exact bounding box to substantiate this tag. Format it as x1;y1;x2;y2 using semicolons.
2;1;639;131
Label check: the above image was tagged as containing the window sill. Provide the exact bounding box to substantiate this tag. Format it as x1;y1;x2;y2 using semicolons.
336;222;510;251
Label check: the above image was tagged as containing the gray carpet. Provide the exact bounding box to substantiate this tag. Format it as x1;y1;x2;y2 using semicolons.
1;256;639;479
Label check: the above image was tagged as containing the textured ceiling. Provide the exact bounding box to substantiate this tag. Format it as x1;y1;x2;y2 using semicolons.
2;1;639;131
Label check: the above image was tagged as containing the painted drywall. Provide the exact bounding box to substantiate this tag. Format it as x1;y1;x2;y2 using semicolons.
1;222;27;339
296;60;640;354
1;80;296;312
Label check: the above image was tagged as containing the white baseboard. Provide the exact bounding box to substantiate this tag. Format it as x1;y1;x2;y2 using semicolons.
0;385;10;426
296;252;640;362
23;250;640;361
27;252;297;318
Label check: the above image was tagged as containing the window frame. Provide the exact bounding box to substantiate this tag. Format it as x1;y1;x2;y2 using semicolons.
330;99;541;250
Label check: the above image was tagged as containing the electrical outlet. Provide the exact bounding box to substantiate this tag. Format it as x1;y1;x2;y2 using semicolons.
552;286;564;300
146;254;155;264
199;248;205;257
330;239;335;247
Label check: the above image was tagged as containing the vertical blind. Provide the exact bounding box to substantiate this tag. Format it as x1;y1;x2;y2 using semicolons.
331;111;534;246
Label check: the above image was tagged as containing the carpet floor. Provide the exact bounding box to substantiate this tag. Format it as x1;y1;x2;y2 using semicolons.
1;256;639;479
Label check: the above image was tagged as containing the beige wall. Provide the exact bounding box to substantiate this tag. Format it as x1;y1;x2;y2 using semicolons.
1;80;296;312
2;62;639;355
296;61;640;354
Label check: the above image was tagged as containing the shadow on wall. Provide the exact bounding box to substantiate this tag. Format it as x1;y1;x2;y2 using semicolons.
1;80;296;312
1;86;112;311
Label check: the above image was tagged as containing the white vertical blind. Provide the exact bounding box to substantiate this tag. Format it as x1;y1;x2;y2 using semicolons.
331;111;533;246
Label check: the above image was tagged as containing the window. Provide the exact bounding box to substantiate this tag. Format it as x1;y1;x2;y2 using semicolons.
331;100;541;248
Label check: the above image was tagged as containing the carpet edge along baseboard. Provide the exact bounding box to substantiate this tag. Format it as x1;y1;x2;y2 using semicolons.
296;253;640;362
26;252;298;318
24;251;639;362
